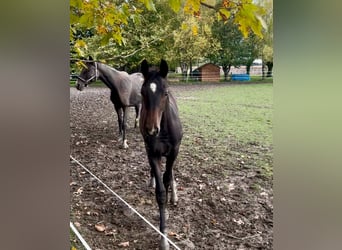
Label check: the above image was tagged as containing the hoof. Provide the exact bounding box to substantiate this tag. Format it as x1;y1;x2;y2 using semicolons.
123;139;129;149
171;197;178;206
159;237;170;250
148;177;156;188
134;119;139;128
171;183;178;205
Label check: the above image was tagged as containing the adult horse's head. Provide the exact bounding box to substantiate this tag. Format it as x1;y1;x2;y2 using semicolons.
76;56;98;91
140;59;169;137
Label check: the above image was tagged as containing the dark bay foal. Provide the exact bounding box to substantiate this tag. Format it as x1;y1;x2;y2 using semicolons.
140;59;183;250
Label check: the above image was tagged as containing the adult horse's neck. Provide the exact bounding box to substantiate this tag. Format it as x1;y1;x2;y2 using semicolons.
96;63;123;91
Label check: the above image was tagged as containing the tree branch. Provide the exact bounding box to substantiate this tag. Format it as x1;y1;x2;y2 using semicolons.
200;1;216;10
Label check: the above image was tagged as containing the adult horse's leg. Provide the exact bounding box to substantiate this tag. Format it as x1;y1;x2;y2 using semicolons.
114;105;123;137
111;92;124;139
122;106;128;148
134;104;141;128
149;156;169;250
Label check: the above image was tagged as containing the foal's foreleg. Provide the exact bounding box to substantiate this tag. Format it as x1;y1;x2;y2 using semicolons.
149;157;169;250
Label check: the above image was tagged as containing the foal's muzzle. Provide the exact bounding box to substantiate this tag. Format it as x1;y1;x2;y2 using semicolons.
147;127;159;136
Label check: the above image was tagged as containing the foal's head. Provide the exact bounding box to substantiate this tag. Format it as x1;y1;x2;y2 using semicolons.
76;56;98;91
140;59;169;137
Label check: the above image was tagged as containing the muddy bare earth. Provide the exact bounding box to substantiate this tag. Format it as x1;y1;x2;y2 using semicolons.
70;85;273;250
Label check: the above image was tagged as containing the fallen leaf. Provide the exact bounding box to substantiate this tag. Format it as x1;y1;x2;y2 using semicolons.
145;199;152;205
74;187;83;195
233;218;244;225
227;183;235;191
95;222;106;232
168;231;177;236
118;241;129;247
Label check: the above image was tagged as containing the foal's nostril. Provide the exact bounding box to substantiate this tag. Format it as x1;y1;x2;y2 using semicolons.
148;127;159;136
154;127;159;135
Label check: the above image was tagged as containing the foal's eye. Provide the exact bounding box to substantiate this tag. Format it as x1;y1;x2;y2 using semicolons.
165;91;169;97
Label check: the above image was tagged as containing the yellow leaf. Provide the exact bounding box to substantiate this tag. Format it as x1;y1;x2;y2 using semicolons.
184;0;200;15
219;8;231;20
192;25;198;36
169;0;181;12
181;23;188;30
75;40;87;49
96;25;107;35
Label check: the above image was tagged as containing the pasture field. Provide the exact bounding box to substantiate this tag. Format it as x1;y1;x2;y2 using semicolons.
70;83;273;249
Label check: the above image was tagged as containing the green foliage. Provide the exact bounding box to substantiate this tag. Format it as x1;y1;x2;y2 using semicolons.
233;1;265;38
139;0;156;11
172;11;219;68
70;0;267;61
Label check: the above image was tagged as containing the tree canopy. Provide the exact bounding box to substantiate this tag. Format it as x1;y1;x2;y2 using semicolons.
70;0;272;75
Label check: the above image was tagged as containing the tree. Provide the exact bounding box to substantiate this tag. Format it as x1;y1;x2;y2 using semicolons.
72;0;180;72
255;0;273;77
172;11;219;80
70;0;266;59
239;33;263;75
209;18;262;80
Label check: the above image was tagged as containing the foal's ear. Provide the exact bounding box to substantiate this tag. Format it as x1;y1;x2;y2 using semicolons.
159;59;168;78
141;59;149;78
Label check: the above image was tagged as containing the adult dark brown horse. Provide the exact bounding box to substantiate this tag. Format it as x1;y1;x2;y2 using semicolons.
140;59;183;250
76;56;144;148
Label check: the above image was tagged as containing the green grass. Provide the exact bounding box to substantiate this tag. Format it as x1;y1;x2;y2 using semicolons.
177;83;273;147
69;80;105;87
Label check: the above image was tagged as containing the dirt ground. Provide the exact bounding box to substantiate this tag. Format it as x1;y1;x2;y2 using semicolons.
70;84;273;250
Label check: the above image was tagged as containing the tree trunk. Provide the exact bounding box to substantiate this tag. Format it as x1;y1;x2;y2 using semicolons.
246;63;252;75
180;62;188;81
222;64;231;81
262;62;266;79
266;61;273;77
189;59;193;81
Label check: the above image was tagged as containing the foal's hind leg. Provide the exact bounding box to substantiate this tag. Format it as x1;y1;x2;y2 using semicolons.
170;171;178;205
164;151;178;206
149;168;156;188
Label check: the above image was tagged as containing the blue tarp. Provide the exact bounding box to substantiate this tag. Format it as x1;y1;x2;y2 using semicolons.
231;74;250;81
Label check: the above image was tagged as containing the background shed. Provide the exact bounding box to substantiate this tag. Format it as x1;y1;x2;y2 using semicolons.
195;63;220;82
